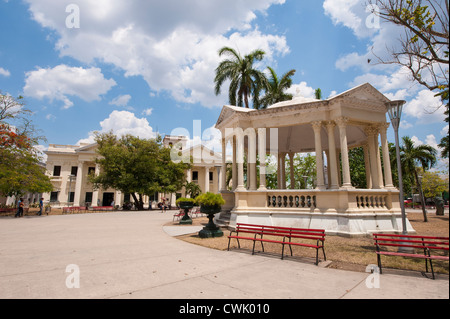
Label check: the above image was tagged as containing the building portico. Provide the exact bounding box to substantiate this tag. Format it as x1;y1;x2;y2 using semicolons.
215;83;414;236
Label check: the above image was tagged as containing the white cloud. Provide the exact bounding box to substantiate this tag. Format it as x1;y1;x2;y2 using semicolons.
23;65;116;109
286;81;316;99
142;108;153;116
403;89;446;124
0;67;10;77
400;120;412;129
77;110;156;145
109;94;131;107
24;0;288;108
441;125;449;137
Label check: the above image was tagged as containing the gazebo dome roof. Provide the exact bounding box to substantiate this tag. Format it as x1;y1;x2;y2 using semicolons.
268;89;320;109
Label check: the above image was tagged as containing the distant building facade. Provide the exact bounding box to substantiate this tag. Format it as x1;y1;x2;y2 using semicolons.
42;136;223;208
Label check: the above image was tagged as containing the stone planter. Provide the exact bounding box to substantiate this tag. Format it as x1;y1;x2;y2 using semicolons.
198;204;223;238
178;201;194;225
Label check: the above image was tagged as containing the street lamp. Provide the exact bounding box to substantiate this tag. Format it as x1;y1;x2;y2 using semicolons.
386;100;408;235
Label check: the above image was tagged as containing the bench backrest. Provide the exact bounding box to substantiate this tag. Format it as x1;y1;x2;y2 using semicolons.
373;234;449;251
236;223;326;240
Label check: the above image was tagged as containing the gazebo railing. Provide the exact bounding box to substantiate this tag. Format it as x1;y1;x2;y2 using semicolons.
267;192;317;208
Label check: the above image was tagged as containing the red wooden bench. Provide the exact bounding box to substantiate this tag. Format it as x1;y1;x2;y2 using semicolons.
228;223;326;265
91;206;115;212
373;233;449;279
173;210;185;221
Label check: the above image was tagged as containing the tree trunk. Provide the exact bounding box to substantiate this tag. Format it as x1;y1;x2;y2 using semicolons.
131;193;144;210
414;171;428;222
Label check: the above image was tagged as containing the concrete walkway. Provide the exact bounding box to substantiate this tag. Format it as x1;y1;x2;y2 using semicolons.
0;211;448;299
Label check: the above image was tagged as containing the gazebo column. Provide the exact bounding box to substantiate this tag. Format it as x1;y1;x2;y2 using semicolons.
232;136;237;191
365;126;381;189
281;152;286;189
257;128;267;190
374;127;384;188
236;131;245;191
289;152;295;189
311;121;325;190
220;136;227;191
326;121;339;189
363;143;372;189
336;117;353;188
248;129;257;191
380;123;394;188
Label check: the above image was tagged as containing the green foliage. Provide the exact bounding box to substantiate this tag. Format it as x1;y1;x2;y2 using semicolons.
195;192;225;207
175;197;196;206
421;170;449;199
214;46;267;108
184;181;202;198
258;67;296;109
0;92;53;200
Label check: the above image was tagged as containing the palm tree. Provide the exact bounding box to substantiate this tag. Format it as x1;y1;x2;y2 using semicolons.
258;67;296;109
395;136;437;222
214;47;267;108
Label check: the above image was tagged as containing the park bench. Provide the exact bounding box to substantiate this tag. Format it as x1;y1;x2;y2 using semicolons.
373;233;449;279
173;210;185;221
228;223;326;265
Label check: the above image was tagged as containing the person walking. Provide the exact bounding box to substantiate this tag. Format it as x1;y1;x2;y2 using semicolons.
15;198;24;218
38;198;44;216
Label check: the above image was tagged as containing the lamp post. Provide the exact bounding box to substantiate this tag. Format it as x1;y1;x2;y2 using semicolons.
386;100;408;235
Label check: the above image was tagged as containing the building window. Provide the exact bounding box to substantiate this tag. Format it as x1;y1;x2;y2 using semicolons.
71;166;78;176
50;192;59;202
209;172;214;182
88;167;95;175
192;171;198;181
53;166;61;177
69;192;75;203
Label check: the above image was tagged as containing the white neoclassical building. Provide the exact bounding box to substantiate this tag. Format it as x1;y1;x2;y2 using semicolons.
214;83;415;236
43;135;222;208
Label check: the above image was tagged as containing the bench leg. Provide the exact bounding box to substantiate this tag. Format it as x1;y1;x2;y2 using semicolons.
281;243;285;260
252;239;256;255
377;254;383;274
322;246;327;261
315;248;319;265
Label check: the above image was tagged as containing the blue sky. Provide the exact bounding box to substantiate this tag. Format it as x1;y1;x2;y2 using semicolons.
0;0;448;169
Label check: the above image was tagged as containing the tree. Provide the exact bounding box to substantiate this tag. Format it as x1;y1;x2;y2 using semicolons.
0;93;53;203
369;0;448;93
90;132;190;210
184;181;202;199
315;88;323;100
397;136;437;221
348;147;368;188
214;47;267;108
258;67;296;109
421;170;449;201
368;1;449;157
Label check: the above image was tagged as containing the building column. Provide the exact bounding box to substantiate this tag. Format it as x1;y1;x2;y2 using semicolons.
379;123;394;188
92;163;100;206
365;126;381;189
73;161;84;206
374;127;384;188
289;152;295;189
326;121;339;189
311;121;326;190
258;128;267;190
336;117;353;188
204;167;210;193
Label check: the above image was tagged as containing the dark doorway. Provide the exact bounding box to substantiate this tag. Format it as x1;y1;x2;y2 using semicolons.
102;193;114;206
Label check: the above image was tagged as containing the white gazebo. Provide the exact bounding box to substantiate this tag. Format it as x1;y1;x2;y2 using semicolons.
214;83;415;236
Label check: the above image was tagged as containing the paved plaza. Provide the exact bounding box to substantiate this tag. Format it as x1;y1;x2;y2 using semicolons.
0;211;448;299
